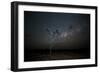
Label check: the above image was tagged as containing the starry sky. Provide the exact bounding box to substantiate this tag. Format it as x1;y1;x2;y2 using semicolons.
24;11;90;50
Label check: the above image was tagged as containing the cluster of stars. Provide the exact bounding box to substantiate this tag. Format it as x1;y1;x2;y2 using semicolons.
45;24;82;44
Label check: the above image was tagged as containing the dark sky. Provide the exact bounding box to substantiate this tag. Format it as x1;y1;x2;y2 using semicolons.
24;11;90;50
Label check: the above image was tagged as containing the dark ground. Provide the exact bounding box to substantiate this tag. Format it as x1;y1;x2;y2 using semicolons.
24;48;90;62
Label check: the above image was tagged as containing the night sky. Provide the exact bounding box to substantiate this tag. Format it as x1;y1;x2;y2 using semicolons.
24;11;90;61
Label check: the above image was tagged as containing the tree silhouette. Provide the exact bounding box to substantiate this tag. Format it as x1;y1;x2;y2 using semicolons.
46;27;62;58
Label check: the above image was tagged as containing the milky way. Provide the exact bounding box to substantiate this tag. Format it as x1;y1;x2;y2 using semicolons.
24;11;90;50
24;11;90;62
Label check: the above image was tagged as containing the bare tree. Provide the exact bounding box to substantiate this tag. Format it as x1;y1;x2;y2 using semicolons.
46;27;62;58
